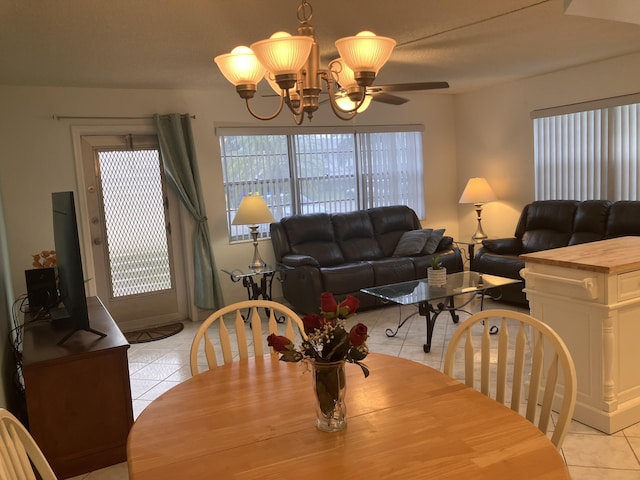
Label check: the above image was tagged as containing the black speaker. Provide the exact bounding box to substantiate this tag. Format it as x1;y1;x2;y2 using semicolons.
25;267;58;309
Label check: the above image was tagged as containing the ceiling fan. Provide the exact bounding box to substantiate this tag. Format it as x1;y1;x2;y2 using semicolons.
362;81;450;105
264;81;450;106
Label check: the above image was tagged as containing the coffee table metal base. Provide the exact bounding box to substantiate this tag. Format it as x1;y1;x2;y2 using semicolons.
386;294;479;352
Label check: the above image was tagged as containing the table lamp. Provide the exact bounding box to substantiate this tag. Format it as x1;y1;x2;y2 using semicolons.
232;194;276;270
459;177;497;241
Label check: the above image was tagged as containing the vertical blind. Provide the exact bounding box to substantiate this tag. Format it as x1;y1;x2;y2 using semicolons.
219;127;424;241
533;99;640;201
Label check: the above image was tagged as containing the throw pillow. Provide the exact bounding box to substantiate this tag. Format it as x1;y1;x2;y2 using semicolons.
422;228;446;255
392;230;429;257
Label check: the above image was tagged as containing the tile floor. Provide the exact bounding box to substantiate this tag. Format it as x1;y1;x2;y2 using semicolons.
69;297;640;480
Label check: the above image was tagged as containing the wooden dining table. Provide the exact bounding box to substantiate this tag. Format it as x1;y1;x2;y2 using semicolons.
127;353;570;479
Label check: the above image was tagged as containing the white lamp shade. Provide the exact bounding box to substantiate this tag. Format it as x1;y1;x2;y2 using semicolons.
250;32;313;76
214;46;266;86
232;195;275;225
459;178;498;204
331;58;358;90
335;31;396;74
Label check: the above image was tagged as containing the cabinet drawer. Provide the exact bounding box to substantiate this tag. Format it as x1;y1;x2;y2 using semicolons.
618;271;640;302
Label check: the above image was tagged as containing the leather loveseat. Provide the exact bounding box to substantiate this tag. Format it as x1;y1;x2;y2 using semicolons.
270;205;463;314
472;200;640;305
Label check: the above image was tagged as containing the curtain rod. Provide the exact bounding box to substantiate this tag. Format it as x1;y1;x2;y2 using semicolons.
52;114;196;120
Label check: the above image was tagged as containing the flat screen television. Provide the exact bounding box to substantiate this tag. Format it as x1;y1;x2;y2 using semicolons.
52;191;106;344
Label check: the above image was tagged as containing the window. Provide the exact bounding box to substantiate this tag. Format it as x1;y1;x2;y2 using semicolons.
219;126;424;241
533;94;640;201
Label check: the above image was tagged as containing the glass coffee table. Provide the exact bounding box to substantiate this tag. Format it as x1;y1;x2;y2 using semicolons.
361;271;522;353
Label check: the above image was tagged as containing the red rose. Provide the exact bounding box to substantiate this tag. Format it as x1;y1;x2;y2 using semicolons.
320;292;338;316
302;313;325;333
267;334;293;352
338;295;359;318
349;323;368;346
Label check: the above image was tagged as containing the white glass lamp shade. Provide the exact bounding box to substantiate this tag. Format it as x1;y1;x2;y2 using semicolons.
335;91;372;113
459;177;498;204
330;58;358;90
214;46;266;87
232;195;275;226
250;32;313;77
335;31;396;76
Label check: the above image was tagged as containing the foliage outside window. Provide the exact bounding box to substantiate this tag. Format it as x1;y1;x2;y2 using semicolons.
219;127;424;241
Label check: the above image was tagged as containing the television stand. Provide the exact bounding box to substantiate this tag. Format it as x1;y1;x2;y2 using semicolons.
56;326;107;345
22;296;133;478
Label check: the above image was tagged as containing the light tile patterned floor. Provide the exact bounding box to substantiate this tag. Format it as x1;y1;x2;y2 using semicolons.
69;297;640;480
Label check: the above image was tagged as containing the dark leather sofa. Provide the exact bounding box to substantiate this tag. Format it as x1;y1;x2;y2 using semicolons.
472;200;640;305
270;205;463;314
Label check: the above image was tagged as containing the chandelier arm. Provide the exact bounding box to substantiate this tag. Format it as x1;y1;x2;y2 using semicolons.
285;89;305;117
292;110;305;125
244;95;286;121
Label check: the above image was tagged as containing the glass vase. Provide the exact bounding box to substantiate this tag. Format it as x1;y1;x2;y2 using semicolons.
311;360;347;432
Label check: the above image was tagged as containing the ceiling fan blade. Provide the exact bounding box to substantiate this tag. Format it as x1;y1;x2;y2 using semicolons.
370;92;408;105
369;81;450;93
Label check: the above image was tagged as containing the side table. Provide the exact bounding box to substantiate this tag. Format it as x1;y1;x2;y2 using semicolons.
455;238;485;261
221;264;291;302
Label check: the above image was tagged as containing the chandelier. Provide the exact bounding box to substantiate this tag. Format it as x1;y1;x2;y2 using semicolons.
214;1;396;125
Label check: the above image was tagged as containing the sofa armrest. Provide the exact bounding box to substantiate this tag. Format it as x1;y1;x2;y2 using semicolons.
280;254;320;267
481;238;523;255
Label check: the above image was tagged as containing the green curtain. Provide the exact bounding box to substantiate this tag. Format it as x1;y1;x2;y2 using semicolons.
154;114;222;310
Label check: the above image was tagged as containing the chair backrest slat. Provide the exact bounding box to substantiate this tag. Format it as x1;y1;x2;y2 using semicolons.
511;322;527;411
190;300;306;376
0;409;57;480
443;309;577;449
525;330;545;423
480;319;491;395
496;317;509;403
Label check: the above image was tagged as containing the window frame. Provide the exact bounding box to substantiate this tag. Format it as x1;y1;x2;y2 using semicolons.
217;125;425;242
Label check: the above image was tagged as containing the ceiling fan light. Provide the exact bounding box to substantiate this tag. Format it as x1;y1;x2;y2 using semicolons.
214;46;266;87
251;32;313;78
335;31;396;84
335;91;372;113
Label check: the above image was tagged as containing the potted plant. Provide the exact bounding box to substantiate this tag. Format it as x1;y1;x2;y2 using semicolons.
427;255;447;287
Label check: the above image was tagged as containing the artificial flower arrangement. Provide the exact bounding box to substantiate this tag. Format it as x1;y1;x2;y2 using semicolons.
32;250;57;269
267;292;370;377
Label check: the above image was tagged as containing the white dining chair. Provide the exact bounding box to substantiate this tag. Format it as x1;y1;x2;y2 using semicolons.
443;309;577;449
0;408;57;480
189;299;307;375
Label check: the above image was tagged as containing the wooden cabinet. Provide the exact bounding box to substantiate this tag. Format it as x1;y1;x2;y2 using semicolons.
521;237;640;434
22;296;133;479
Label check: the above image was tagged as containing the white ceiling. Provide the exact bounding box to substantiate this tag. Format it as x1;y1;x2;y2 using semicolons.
2;0;640;94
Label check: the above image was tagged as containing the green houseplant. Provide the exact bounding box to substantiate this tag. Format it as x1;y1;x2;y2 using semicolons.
428;255;447;286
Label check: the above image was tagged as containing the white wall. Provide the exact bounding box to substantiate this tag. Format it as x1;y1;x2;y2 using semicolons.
455;51;640;240
0;85;457;314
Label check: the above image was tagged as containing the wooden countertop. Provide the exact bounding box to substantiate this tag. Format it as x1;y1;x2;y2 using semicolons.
520;236;640;274
127;353;569;480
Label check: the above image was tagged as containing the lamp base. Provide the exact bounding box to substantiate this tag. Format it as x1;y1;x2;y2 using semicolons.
248;225;267;271
471;203;488;242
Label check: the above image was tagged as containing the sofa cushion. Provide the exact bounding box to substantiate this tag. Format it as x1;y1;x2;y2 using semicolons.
368;205;421;257
422;228;446;254
320;262;375;296
392;230;429;257
368;258;416;285
281;213;345;266
521;200;578;253
332;211;383;261
606;201;640;237
569;200;611;245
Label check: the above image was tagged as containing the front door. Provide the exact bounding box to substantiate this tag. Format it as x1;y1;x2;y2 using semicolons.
80;134;186;331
